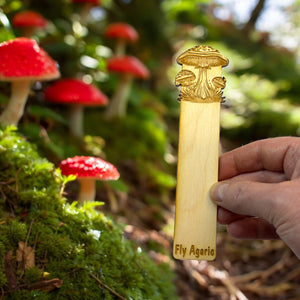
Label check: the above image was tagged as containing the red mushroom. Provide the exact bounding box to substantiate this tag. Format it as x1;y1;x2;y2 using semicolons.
44;78;108;139
60;156;119;204
104;23;139;56
12;10;47;37
105;55;149;119
0;37;60;126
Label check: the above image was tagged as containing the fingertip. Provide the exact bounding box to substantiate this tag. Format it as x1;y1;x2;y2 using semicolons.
210;182;228;203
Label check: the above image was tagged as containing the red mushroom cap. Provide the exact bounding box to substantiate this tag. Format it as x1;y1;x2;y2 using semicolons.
60;156;120;180
104;23;139;43
0;38;60;81
72;0;100;5
107;56;149;79
12;10;47;28
44;79;108;106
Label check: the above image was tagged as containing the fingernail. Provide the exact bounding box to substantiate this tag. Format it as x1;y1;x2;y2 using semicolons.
210;182;228;203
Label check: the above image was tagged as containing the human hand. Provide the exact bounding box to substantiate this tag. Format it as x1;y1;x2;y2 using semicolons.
210;137;300;259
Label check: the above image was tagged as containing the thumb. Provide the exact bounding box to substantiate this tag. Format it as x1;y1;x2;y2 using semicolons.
210;181;283;226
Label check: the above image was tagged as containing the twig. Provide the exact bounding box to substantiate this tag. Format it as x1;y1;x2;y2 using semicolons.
0;178;16;186
284;265;300;282
25;218;35;246
206;266;249;300
238;282;294;297
18;278;63;292
0;286;5;300
233;250;290;284
183;260;248;300
90;274;126;300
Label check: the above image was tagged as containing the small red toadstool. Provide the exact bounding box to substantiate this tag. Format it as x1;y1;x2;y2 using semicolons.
60;156;119;204
0;37;60;126
104;22;139;56
105;55;149;119
12;10;47;37
44;78;108;139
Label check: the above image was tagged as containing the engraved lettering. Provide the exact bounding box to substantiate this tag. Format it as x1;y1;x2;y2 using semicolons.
189;245;195;256
188;245;215;258
175;244;187;258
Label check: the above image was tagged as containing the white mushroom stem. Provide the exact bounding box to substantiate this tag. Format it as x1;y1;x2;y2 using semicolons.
22;27;36;38
80;2;94;25
105;74;133;119
69;104;84;139
0;80;32;126
114;39;126;56
77;177;96;203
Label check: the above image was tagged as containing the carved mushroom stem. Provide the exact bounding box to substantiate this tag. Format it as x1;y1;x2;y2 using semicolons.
0;80;31;126
77;177;96;203
194;67;212;99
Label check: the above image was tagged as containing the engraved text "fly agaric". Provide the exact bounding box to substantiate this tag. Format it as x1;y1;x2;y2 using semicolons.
175;244;215;258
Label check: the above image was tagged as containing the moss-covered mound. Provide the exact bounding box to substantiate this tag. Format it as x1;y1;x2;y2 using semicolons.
0;127;177;299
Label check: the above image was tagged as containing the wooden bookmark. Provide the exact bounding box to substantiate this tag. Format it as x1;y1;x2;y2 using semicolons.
173;45;228;260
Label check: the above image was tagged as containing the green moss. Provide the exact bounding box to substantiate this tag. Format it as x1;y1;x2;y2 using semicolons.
0;126;177;299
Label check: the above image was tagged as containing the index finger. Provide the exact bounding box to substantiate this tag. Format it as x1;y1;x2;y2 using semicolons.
219;137;300;180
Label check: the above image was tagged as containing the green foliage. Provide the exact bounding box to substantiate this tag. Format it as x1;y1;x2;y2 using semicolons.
162;0;209;24
0;127;177;299
219;70;300;141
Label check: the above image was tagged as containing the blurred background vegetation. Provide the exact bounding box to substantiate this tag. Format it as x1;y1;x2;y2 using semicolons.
1;0;299;191
0;0;300;299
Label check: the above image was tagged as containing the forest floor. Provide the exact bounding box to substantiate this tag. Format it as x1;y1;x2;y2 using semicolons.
93;161;300;300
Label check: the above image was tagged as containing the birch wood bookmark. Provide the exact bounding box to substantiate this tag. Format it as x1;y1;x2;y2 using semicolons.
173;45;228;260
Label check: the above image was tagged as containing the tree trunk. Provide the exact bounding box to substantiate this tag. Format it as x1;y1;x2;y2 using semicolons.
243;0;266;34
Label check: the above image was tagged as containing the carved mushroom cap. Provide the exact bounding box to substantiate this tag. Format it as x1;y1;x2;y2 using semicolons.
212;76;226;88
177;45;229;68
175;69;196;86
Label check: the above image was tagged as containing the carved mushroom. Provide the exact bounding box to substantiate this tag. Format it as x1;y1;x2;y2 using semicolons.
60;156;119;204
0;38;60;126
44;78;108;139
104;23;139;56
212;76;226;98
175;70;196;100
177;45;228;101
175;69;196;87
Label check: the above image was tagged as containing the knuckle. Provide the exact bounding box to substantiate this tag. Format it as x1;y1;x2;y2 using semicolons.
230;182;249;209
